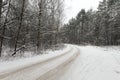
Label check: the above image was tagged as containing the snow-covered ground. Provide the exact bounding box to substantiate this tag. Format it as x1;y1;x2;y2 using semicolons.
0;44;78;80
0;45;120;80
58;45;120;80
0;45;70;73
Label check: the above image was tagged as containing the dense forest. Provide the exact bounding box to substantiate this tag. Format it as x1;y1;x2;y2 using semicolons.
61;0;120;46
0;0;120;57
0;0;64;57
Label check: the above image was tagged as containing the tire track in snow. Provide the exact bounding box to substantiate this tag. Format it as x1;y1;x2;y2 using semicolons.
36;47;80;80
0;46;79;80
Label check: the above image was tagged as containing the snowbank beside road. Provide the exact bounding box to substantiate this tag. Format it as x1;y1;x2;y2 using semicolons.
0;44;79;80
0;44;71;74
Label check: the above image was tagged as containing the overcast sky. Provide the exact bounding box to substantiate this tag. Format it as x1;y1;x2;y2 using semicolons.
64;0;102;23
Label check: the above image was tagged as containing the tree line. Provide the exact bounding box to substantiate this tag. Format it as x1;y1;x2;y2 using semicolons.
61;0;120;46
0;0;64;57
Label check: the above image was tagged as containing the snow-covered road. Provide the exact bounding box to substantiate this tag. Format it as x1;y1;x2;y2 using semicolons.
0;45;120;80
0;45;80;80
58;46;120;80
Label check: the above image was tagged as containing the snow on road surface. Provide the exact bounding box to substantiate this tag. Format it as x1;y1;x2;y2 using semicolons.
58;46;120;80
0;45;120;80
0;45;70;73
0;45;79;80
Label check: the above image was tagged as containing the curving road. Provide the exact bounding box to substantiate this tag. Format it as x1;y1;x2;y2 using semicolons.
1;45;120;80
0;46;80;80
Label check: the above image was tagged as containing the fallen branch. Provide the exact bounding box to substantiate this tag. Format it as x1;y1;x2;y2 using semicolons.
12;45;26;56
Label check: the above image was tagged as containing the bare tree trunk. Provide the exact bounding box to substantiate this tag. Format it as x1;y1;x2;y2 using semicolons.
55;0;62;44
81;21;84;43
0;0;2;24
0;0;3;57
55;22;59;44
37;0;43;52
51;0;56;45
37;30;40;51
0;0;11;57
12;0;25;56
